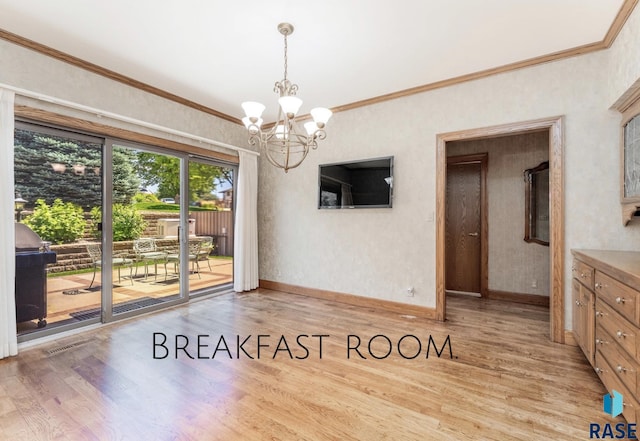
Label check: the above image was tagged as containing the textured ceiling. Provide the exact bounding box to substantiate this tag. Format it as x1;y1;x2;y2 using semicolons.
0;0;628;122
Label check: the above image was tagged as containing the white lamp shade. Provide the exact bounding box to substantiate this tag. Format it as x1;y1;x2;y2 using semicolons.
242;116;263;129
278;96;303;116
311;107;332;125
304;121;318;136
275;124;288;140
241;101;266;119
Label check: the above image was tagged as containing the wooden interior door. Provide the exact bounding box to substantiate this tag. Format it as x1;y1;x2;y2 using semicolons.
446;157;483;294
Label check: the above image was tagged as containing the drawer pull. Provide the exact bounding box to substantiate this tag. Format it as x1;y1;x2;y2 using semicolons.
595;367;603;374
595;283;602;289
581;273;586;278
616;296;626;304
616;365;628;373
616;330;627;339
595;338;606;345
575;300;581;306
595;311;604;318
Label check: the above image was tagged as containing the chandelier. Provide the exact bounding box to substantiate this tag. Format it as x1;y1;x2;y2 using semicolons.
241;23;332;173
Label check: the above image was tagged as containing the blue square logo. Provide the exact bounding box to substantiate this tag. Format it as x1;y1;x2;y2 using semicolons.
604;390;624;418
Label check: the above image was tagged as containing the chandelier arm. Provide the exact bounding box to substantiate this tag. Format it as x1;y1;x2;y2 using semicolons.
247;134;260;147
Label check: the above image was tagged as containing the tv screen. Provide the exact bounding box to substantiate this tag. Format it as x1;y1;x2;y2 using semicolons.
318;156;393;209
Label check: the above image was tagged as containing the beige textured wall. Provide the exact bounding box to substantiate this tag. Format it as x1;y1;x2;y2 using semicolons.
448;132;550;297
607;9;640;105
0;40;249;154
258;6;640;330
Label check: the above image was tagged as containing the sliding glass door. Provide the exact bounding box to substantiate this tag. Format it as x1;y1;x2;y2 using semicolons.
14;120;235;339
187;158;236;296
14;121;104;333
101;142;188;321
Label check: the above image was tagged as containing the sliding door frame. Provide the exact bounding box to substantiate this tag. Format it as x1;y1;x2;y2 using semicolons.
187;154;238;298
102;138;191;323
14;109;238;339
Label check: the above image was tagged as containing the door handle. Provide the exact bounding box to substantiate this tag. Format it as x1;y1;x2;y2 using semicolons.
468;232;479;237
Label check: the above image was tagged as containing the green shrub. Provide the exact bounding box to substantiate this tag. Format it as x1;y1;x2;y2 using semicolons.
23;199;86;244
132;192;159;204
199;200;219;210
90;204;147;241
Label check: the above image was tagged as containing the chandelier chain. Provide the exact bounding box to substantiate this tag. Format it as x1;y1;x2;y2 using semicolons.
283;32;288;81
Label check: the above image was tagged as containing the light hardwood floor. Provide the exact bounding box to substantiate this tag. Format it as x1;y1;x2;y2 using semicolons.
0;290;616;440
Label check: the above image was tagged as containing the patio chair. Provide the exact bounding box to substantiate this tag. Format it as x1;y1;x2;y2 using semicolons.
165;241;201;279
133;238;168;280
86;243;134;288
196;236;215;271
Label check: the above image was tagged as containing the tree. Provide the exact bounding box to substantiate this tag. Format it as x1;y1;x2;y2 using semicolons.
14;129;140;209
113;147;141;204
135;152;231;202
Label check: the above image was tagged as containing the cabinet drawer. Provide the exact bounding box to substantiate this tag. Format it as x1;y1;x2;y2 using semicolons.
573;259;594;289
595;351;639;425
596;271;640;326
596;298;639;360
596;325;639;397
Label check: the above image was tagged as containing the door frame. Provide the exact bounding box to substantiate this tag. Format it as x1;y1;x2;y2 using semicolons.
436;116;564;343
446;153;488;297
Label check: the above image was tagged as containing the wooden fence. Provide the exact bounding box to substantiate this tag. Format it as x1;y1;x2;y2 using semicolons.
84;210;234;256
141;211;234;256
190;210;234;257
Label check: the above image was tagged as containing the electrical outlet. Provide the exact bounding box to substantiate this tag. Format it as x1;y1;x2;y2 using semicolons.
407;287;415;297
532;280;537;288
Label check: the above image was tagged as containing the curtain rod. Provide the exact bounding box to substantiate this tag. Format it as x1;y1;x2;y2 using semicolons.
0;83;259;157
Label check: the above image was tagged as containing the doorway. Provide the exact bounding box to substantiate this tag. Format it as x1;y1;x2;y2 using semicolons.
445;154;487;296
436;117;564;343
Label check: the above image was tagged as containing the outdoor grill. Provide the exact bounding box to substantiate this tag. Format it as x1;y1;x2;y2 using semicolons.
15;223;56;328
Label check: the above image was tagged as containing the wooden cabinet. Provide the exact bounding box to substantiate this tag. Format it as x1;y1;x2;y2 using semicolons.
612;84;640;225
572;261;595;364
573;250;640;425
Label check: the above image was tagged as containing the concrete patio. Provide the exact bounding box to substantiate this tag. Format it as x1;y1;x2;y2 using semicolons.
17;256;233;332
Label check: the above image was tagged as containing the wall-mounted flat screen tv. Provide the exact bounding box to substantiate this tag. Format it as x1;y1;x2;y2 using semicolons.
318;156;393;209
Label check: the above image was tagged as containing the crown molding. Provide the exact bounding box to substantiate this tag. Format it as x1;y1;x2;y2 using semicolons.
0;28;241;125
1;0;637;124
333;0;638;115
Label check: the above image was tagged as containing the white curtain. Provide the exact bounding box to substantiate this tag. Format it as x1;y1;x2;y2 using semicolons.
0;89;17;359
341;184;353;207
233;150;259;292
